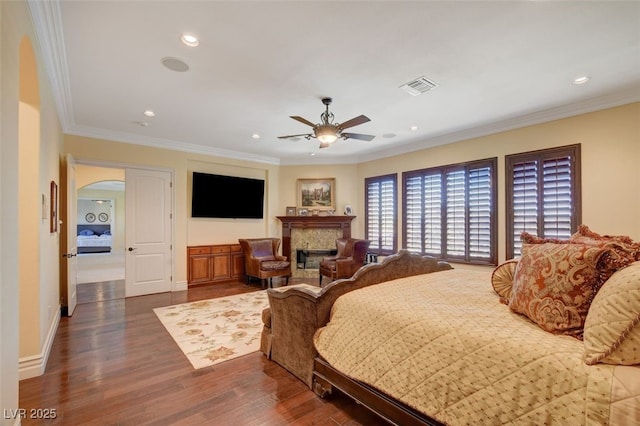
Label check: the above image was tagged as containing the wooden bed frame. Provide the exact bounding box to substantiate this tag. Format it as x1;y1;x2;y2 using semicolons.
313;357;443;426
264;250;452;425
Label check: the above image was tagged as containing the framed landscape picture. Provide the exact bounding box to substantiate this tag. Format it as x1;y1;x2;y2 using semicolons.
297;178;335;210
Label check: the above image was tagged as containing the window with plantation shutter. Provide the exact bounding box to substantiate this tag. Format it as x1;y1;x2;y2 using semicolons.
365;174;397;255
402;158;497;265
506;144;581;258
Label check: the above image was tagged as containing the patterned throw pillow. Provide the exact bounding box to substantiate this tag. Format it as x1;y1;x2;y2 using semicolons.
509;242;606;337
522;228;638;297
571;224;640;261
584;261;640;365
491;259;519;304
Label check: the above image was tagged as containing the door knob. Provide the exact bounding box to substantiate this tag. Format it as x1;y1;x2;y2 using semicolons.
128;247;137;252
62;253;77;258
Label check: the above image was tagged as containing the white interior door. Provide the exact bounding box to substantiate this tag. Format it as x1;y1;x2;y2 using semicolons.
125;168;172;297
65;154;78;315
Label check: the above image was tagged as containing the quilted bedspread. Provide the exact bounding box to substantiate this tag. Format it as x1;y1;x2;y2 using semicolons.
313;269;638;425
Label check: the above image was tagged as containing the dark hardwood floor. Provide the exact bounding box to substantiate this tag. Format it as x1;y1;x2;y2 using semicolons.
19;278;388;425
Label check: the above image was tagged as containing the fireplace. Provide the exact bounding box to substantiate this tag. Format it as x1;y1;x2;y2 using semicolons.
277;215;355;279
296;249;337;270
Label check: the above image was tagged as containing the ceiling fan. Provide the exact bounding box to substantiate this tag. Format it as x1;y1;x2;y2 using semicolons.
278;98;375;148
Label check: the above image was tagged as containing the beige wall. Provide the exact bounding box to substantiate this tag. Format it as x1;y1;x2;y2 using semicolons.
2;0;64;417
357;103;640;262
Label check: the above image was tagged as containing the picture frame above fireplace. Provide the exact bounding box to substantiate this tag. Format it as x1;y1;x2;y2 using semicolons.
297;178;335;210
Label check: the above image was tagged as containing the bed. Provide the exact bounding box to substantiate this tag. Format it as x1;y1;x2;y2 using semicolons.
262;227;640;425
77;224;112;254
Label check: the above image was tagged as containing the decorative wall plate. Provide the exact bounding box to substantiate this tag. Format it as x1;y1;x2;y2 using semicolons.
85;213;96;223
98;212;109;222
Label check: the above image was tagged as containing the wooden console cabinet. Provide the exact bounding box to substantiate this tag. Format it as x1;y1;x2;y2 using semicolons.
187;244;245;286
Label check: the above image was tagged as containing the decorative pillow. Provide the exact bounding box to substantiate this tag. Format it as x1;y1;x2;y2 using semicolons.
522;228;638;297
584;262;640;365
571;224;640;261
509;242;606;337
79;229;94;236
491;259;519;304
520;232;568;245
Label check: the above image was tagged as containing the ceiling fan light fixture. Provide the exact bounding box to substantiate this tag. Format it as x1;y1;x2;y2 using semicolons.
315;124;338;144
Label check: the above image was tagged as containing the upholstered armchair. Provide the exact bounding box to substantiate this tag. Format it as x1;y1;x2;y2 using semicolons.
319;238;370;286
238;238;291;288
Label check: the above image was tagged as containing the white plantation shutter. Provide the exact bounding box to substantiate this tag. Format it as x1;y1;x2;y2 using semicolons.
403;158;496;265
506;145;581;258
512;160;539;255
365;174;397;255
404;175;424;253
468;166;492;260
446;170;466;257
543;157;573;238
423;174;442;256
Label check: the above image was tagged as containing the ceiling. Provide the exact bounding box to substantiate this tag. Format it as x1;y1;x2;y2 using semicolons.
29;1;640;165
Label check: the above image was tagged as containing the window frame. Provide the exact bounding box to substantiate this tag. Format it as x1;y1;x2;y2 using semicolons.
402;157;497;266
364;173;398;256
505;144;582;259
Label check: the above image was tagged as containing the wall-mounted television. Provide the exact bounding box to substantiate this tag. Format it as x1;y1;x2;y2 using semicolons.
191;172;265;219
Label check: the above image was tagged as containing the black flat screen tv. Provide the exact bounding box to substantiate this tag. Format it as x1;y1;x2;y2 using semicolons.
191;172;265;219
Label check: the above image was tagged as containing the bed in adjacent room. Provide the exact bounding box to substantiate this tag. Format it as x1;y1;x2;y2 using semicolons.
77;224;112;254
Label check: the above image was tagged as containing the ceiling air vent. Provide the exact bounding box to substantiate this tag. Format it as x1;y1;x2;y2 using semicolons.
400;76;438;96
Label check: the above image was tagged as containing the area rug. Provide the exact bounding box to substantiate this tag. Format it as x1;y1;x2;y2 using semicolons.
153;290;269;369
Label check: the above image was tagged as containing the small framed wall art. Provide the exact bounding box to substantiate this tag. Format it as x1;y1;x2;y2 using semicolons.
50;180;58;233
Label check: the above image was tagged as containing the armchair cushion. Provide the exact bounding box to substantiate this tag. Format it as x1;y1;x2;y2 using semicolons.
261;260;290;271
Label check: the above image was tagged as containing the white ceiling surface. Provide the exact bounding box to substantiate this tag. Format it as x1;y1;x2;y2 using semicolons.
31;1;640;165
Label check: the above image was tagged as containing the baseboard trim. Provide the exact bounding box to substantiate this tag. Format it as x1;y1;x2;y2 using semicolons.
19;306;60;380
173;280;188;292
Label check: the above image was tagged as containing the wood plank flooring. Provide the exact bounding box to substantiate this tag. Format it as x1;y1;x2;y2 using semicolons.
19;279;388;425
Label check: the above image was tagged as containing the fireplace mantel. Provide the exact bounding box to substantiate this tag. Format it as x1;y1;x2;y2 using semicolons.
277;215;355;261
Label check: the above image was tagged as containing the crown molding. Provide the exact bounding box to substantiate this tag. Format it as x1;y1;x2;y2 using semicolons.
66;125;281;165
28;0;74;130
356;89;640;165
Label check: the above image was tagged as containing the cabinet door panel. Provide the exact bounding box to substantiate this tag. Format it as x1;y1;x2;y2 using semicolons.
212;254;231;280
189;255;212;284
232;253;245;278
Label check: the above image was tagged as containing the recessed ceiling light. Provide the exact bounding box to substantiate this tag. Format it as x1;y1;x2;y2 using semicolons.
572;75;591;85
410;125;419;131
181;33;199;47
143;110;155;117
309;152;316;156
251;133;260;139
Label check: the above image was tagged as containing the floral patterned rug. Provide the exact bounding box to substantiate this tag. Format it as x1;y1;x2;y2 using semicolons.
153;290;269;369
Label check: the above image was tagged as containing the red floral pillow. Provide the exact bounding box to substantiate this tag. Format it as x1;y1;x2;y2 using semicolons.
571;224;640;261
509;242;606;338
521;228;638;297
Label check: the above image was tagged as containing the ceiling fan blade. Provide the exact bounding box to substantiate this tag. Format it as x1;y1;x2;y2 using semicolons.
278;133;312;139
290;116;317;127
342;132;375;141
338;115;370;130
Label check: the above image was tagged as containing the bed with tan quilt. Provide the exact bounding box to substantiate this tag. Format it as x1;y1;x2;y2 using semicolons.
263;226;640;425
